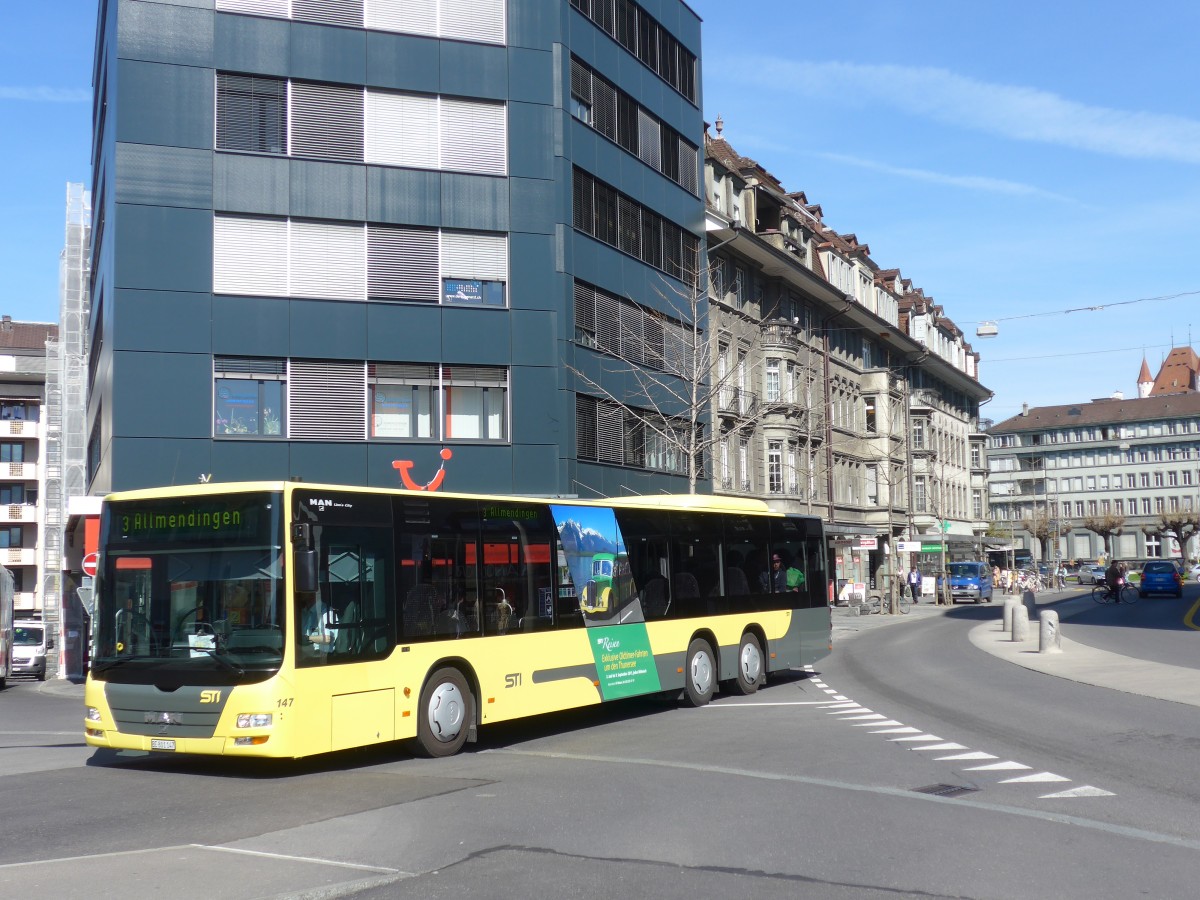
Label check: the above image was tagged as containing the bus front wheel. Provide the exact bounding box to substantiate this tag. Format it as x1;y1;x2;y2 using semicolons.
730;633;764;695
682;638;715;707
414;667;474;758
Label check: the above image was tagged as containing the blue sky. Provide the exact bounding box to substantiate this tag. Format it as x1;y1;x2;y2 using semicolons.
2;1;1198;423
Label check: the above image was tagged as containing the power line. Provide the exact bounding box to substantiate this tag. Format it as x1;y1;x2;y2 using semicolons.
985;341;1175;364
969;290;1200;325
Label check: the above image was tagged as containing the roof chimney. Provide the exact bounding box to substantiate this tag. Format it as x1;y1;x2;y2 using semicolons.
1020;403;1029;417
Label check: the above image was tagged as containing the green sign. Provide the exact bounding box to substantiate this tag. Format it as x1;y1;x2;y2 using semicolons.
920;542;944;553
588;624;661;700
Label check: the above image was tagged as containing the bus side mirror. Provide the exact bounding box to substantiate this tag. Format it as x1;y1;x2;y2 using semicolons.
294;549;318;594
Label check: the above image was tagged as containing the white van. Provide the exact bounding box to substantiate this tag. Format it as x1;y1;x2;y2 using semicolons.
13;620;52;681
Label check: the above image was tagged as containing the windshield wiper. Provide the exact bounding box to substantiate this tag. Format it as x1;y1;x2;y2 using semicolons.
91;657;137;675
196;647;246;676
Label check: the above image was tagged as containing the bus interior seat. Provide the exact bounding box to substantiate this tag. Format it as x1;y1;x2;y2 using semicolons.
723;567;750;596
403;583;439;636
640;577;669;618
671;572;700;615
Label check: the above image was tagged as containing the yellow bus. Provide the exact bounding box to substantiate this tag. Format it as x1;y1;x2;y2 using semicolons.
84;482;830;759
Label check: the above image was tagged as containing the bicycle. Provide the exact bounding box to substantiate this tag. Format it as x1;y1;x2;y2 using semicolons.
1092;581;1136;604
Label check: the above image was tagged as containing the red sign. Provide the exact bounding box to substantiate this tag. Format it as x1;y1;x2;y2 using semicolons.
82;552;99;578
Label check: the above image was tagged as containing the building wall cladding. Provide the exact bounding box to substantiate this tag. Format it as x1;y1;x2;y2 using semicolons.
90;0;705;496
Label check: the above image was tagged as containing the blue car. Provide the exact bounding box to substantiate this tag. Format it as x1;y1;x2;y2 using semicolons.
1139;561;1182;598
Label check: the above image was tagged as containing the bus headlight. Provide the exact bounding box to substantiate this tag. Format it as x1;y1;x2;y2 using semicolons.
236;713;273;728
86;706;102;722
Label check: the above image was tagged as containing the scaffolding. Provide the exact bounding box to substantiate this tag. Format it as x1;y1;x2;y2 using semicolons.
43;183;91;676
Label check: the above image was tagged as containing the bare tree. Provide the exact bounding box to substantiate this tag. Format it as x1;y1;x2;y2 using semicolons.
570;264;805;494
1081;513;1124;560
1153;510;1200;560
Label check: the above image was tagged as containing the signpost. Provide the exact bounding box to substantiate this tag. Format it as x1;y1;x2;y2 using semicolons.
81;552;99;578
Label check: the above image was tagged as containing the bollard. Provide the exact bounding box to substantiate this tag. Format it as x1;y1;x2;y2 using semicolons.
1011;604;1030;642
1021;590;1037;623
1002;597;1019;632
1039;610;1061;653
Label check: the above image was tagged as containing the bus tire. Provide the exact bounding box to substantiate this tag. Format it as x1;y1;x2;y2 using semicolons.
682;638;715;707
731;633;764;695
414;667;474;758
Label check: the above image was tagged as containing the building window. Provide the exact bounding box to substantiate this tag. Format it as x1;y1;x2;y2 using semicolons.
1140;473;1150;488
570;57;698;194
371;364;507;442
0;401;38;421
569;0;697;103
973;489;983;519
1145;533;1161;557
214;216;507;306
1169;471;1178;486
1141;498;1151;515
0;484;26;504
1184;471;1193;486
1075;501;1084;517
914;475;927;512
216;73;287;154
864;396;877;433
0;443;24;463
0;526;21;548
764;359;780;403
1113;474;1122;488
1153;472;1164;487
214;357;286;437
912;419;926;450
572;169;699;281
574;280;693;376
767;440;783;494
576;394;691;475
1087;500;1097;515
1115;499;1124;515
971;444;981;468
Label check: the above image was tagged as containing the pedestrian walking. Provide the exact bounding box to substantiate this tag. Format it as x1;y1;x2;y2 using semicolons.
906;565;922;604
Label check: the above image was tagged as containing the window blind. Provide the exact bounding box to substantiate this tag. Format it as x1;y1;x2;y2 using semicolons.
213;215;288;296
288;360;366;440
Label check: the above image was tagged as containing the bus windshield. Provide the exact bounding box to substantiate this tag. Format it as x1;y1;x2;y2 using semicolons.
91;492;286;684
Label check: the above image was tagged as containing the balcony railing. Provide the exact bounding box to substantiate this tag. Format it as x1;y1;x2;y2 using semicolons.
0;462;36;480
0;504;38;523
717;388;759;418
759;322;801;350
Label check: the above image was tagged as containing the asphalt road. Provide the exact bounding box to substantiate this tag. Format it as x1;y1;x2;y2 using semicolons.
1052;581;1200;668
2;607;1199;900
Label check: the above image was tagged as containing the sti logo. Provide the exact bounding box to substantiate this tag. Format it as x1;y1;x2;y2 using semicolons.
200;690;222;704
393;448;453;491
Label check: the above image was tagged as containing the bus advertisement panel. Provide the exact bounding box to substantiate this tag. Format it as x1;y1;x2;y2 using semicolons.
83;482;830;760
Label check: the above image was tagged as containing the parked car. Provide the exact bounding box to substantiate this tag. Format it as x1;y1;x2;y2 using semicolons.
1191;563;1200;582
1139;561;1183;598
1076;564;1106;585
947;561;994;604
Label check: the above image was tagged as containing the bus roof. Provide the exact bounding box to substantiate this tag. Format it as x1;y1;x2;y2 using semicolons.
102;481;802;517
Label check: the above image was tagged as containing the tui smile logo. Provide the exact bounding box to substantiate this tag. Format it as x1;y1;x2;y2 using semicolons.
392;448;453;491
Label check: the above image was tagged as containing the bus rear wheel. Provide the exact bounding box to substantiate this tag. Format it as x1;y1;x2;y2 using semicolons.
682;638;715;707
414;667;474;758
730;633;764;695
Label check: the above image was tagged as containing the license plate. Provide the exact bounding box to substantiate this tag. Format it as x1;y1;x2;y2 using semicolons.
150;739;176;751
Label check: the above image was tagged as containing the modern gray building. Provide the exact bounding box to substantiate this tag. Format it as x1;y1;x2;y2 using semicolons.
88;0;705;498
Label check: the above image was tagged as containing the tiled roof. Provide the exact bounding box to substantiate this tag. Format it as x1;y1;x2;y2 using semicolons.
0;317;57;351
990;392;1200;433
1149;346;1199;395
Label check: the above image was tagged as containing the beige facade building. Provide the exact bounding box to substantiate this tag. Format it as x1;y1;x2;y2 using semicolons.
702;122;991;595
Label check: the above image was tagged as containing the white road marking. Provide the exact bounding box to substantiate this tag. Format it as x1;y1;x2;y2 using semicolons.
838;713;887;721
868;726;921;735
914;743;967;751
964;761;1032;772
853;719;904;727
1039;785;1116;798
888;735;944;742
935;752;998;761
1000;772;1070;784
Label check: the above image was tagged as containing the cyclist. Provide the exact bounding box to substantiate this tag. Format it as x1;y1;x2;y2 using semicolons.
1104;560;1124;603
